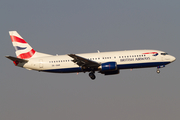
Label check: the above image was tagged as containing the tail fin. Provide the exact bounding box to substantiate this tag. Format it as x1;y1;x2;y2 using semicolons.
9;31;36;59
9;31;52;59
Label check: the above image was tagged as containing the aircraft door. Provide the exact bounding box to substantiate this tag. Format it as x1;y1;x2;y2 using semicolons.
39;59;43;68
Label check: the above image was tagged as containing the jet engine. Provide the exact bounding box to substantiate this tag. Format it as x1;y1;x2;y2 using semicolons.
98;62;117;71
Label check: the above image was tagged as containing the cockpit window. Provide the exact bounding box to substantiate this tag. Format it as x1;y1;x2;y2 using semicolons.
161;53;168;55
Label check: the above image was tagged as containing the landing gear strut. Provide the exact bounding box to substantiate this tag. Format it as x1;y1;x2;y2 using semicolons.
89;72;96;80
156;69;160;74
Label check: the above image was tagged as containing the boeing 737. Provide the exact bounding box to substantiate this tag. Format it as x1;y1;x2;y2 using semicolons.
6;31;176;80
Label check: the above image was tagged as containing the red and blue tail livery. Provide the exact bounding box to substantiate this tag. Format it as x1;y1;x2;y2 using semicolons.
6;31;176;80
9;31;36;59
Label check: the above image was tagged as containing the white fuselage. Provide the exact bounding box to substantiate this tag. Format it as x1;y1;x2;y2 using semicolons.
20;49;175;73
7;31;176;79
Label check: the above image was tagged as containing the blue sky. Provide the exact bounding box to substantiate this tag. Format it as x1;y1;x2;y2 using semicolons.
0;0;180;120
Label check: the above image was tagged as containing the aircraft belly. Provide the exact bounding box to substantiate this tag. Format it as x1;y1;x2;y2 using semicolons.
117;61;170;69
41;67;82;73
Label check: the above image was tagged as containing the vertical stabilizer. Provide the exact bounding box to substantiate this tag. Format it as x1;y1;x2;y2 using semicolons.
9;31;52;59
9;31;35;59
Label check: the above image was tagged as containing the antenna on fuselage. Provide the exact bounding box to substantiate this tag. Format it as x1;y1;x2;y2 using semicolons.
97;50;100;53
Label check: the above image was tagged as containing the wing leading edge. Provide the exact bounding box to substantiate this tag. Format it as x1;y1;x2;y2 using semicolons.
67;54;100;67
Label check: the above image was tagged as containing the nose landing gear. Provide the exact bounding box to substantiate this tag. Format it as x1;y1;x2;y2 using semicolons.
89;72;96;80
156;65;165;74
156;69;160;74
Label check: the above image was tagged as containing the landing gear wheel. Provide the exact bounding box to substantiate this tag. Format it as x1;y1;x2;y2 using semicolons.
156;69;160;74
89;72;96;80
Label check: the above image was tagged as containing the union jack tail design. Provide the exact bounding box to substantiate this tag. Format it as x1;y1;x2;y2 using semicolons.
9;31;36;59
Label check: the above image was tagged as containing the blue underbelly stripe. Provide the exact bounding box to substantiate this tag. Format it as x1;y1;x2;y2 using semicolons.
117;62;170;69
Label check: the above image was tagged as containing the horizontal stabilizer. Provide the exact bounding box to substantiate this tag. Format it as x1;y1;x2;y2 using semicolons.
5;56;28;63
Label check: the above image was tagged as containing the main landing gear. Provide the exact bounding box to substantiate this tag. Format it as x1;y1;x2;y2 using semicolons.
89;71;96;80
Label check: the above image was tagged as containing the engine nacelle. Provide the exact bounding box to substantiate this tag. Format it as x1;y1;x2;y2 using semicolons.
99;62;117;72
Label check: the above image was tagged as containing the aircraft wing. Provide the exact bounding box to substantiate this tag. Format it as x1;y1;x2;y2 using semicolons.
67;54;100;67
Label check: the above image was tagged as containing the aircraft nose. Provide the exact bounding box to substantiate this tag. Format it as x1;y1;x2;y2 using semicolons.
171;56;176;62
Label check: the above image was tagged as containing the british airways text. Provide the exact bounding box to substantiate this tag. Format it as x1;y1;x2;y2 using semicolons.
120;57;150;62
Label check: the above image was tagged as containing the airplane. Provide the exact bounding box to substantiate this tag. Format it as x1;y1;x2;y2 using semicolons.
6;31;176;80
